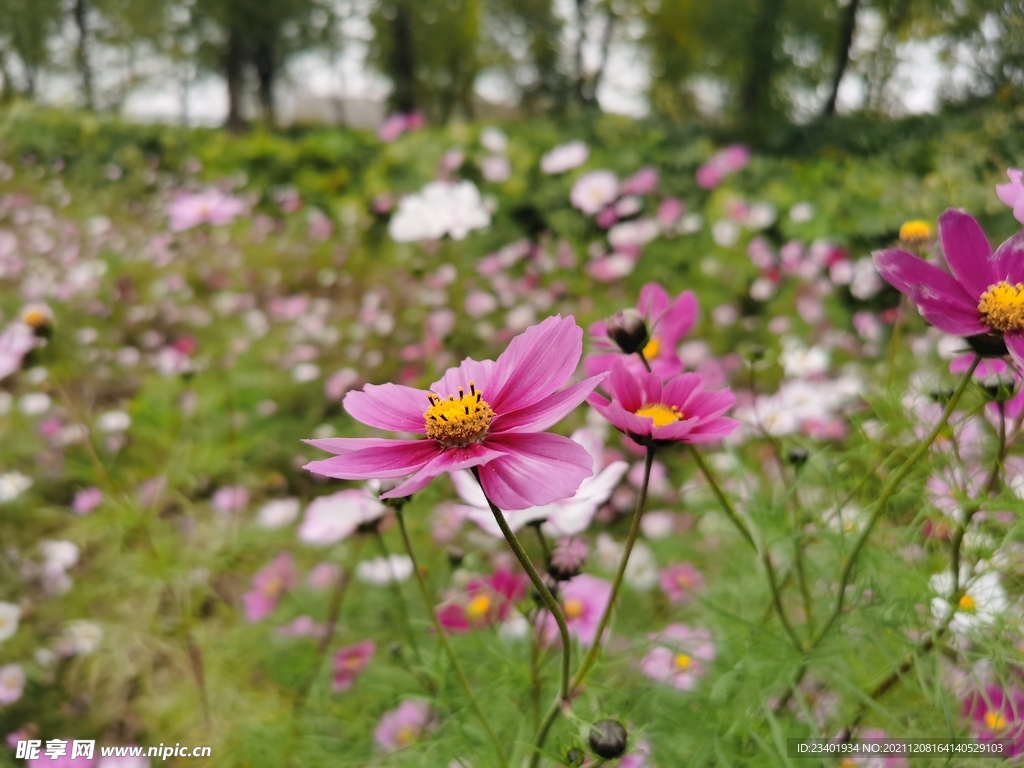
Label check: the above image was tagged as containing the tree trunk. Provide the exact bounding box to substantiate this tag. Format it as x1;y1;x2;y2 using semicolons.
224;25;246;133
73;0;93;110
390;1;417;113
739;0;786;124
586;4;616;106
573;0;588;104
254;40;276;125
0;51;13;102
822;0;861;116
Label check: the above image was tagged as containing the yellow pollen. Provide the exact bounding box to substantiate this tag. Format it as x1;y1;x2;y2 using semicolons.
958;594;976;612
674;653;692;670
642;336;661;360
985;711;1007;730
424;381;495;447
395;725;417;746
979;281;1024;333
22;309;49;328
564;598;585;620
466;594;492;619
899;219;933;244
635;403;683;428
343;655;364;670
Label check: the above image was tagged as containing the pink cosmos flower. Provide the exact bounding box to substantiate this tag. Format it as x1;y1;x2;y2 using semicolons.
96;749;148;767
840;729;907;768
277;615;326;641
586;283;698;379
657;198;684;228
659;562;704;604
450;428;628;538
437;566;527;632
0;322;37;381
543;573;612;647
571;171;620;216
639;624;715;690
303;316;603;510
211;485;249;515
873;208;1024;365
997;169;1024;224
71;487;103;515
589;363;740;446
622;166;659;196
167;189;244;232
241;552;297;622
963;685;1024;757
0;663;24;704
297;489;388;546
540;141;589;174
332;639;375;692
696;145;751;189
374;699;435;752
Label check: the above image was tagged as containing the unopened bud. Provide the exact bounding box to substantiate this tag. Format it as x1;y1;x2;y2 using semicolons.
966;332;1009;358
589;719;628;759
446;548;465;568
565;747;585;766
605;309;649;355
548;537;588;581
787;448;808;467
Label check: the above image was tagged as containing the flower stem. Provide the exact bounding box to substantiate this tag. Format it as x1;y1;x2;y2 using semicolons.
571;445;655;690
373;528;422;664
810;355;980;648
394;508;509;768
637;349;653;373
688;446;756;550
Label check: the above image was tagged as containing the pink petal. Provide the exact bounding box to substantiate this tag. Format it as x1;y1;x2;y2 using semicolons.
996;169;1024;208
589;399;654;438
677;417;742;442
638;283;671;323
491;374;606;434
477;432;595;510
487;316;583;413
381;443;505;499
344;383;431;434
1007;334;1024;370
663;373;703;408
654;290;698;346
937;209;995;298
606;361;646;412
992;231;1024;285
429;358;497;398
303;439;440;479
583;352;625;377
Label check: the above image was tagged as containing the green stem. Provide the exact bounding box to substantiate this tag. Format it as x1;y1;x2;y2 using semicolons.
395;509;509;768
810;355;980;648
530;521;552;571
373;528;422;664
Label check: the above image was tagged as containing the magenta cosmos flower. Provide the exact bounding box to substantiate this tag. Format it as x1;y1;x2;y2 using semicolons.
304;316;603;510
332;639;375;692
241;552;297;622
963;685;1024;757
586;283;698;380
589;362;740;446
437;566;527;633
542;573;612;647
874;208;1024;364
374;699;435;752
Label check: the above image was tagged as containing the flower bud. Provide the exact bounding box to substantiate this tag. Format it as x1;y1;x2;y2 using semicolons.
787;447;808;467
548;537;588;581
565;747;585;766
605;309;649;355
966;332;1009;358
589;719;628;759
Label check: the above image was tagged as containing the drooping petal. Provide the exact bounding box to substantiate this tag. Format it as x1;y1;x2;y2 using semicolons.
937;209;996;297
343;383;431;434
992;231;1024;285
303;439;440;479
544;460;629;536
429;358;497;399
654;290;698;346
487;315;583;413
916;304;987;336
490;374;606;434
450;469;488;508
1006;334;1024;370
638;283;671;323
588;399;655;439
477;432;595;510
677;417;742;443
381;443;506;499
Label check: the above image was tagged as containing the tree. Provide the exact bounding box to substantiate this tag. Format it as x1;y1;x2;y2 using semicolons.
0;0;64;97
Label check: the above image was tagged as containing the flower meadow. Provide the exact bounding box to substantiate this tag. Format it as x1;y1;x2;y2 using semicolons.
6;109;1024;767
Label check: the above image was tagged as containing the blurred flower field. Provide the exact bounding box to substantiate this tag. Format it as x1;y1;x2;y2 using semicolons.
3;105;1024;767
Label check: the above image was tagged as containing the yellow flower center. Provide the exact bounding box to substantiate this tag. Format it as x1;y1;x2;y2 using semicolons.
424;382;495;447
674;653;692;670
899;220;932;244
261;575;283;597
395;725;417;746
564;598;585;620
635;403;683;428
979;281;1024;333
958;594;976;612
642;336;661;360
466;594;492;620
22;309;49;329
985;711;1007;730
343;655;364;670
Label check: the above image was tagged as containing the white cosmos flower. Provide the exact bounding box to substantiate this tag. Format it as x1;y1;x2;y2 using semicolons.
256;498;301;529
0;602;20;642
0;472;32;502
388;181;491;242
452;428;628;539
65;620;103;655
96;410;131;432
930;566;1007;633
356;554;413;586
540;140;589;174
297;489;387;546
780;339;830;378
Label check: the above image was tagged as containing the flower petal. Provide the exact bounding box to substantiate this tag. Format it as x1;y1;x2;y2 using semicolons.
638;283;671;323
491;374;606;434
1006;334;1024;370
606;361;646;413
992;231;1024;285
343;384;431;434
477;432;595;510
430;358;497;399
381;443;505;499
937;209;996;297
487;315;583;413
654;290;698;346
303;439;440;479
